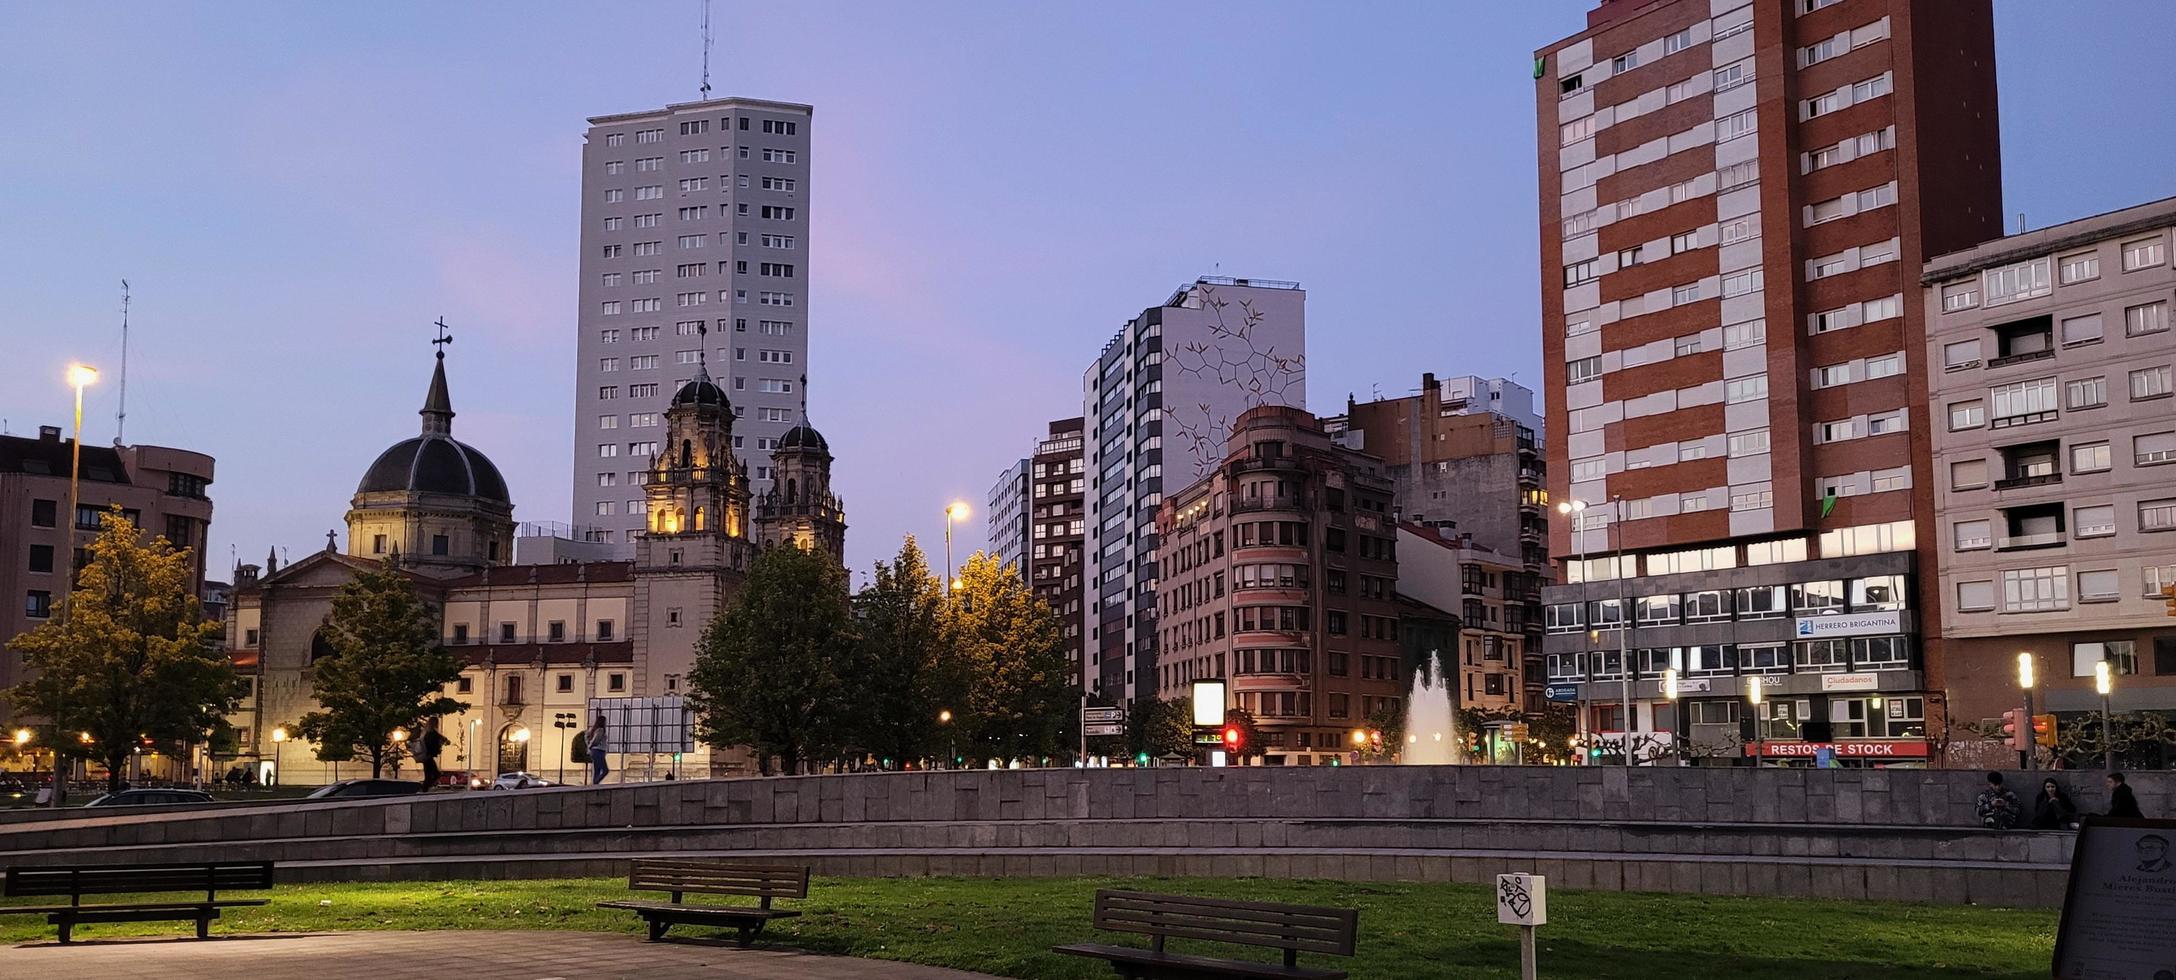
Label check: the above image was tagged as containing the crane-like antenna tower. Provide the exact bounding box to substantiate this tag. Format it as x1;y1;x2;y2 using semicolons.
699;0;713;100
117;279;131;444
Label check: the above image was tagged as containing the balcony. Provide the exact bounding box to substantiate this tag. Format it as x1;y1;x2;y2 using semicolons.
1997;502;2066;551
1230;672;1309;693
1988;348;2054;369
1231;456;1303;475
1231;495;1307;515
1992;472;2061;491
1997;531;2067;550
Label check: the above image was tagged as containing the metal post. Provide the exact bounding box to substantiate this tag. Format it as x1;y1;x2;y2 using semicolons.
1520;925;1538;980
2101;693;2115;772
1078;692;1087;767
1612;496;1633;768
2021;686;2036;771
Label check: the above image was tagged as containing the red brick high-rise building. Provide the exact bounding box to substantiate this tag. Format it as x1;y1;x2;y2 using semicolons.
1533;0;2002;762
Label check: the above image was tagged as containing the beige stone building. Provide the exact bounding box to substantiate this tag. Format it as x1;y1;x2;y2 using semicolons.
227;348;843;784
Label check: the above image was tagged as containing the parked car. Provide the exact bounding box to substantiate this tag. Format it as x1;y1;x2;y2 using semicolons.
305;778;428;800
84;788;214;807
488;771;552;790
434;770;474;789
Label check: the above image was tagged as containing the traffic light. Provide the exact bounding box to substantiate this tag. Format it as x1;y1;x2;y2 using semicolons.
2033;713;2057;748
1135;752;1149;767
2001;709;2029;752
1222;726;1242;754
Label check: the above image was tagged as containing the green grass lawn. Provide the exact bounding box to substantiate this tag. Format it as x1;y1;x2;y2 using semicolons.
0;875;2055;979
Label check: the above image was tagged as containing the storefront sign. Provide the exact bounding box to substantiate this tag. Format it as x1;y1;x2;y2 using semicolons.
1673;678;1712;694
1819;673;1881;692
1742;740;1928;758
2053;817;2176;979
1793;611;1902;639
1545;684;1580;702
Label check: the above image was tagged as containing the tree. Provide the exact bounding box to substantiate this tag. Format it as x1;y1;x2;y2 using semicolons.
948;552;1076;764
1125;696;1193;763
294;562;467;777
689;543;857;774
5;510;243;793
850;537;965;768
1222;706;1263;759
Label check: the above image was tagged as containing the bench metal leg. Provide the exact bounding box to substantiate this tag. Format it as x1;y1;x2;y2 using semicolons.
198;914;212;940
736;924;755;948
56;916;73;946
647;917;669;942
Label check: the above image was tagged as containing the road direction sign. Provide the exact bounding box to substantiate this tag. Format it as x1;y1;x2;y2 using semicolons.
1083;706;1125;724
1083;723;1125;737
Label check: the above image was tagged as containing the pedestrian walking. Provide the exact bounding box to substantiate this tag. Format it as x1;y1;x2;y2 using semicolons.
2031;778;2079;830
1976;771;2021;830
415;720;448;788
589;711;612;785
2107;771;2145;818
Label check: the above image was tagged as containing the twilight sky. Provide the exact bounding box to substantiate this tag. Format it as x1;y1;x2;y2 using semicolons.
3;2;2173;581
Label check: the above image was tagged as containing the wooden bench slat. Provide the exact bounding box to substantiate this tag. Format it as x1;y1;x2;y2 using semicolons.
1091;890;1359;956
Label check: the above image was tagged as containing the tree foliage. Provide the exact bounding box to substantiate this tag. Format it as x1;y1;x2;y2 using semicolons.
295;562;467;777
851;537;965;767
5;511;243;793
1125;696;1194;763
690;543;857;774
947;552;1076;764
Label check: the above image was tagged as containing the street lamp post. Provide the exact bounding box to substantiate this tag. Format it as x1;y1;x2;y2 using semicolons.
938;709;953;770
2094;661;2115;772
1609;494;1633;768
2017;652;2036;771
1662;667;1682;765
1556;499;1590;763
269;726;287;787
49;365;97;808
1745;675;1764;767
390;727;408;778
943;502;969;603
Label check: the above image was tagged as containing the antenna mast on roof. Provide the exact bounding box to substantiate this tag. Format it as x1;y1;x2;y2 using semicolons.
117;279;130;445
699;0;713;100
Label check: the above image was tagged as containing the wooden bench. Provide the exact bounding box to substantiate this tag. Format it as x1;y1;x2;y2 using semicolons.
595;859;809;946
1052;889;1359;980
2;861;275;944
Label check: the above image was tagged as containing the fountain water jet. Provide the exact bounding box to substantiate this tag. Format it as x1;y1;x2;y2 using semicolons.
1401;647;1461;765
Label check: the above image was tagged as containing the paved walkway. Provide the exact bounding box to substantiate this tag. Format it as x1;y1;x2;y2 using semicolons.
9;929;1005;980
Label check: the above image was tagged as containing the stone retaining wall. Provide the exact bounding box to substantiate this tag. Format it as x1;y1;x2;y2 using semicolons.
1;766;2161;908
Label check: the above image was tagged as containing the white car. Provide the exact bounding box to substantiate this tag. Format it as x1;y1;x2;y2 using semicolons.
482;771;553;790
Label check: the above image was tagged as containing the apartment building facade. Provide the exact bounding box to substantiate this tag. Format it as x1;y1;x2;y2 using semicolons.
986;457;1030;579
1081;277;1305;701
571;97;814;551
1924;195;2176;723
1029;418;1087;680
1534;0;2003;762
1152;406;1403;765
1395;523;1537;716
1;428;215;711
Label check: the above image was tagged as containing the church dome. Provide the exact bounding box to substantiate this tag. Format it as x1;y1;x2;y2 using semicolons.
357;435;510;503
777;424;828;453
355;350;511;504
672;375;732;409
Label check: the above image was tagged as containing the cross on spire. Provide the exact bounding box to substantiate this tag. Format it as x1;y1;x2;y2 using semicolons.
431;317;453;359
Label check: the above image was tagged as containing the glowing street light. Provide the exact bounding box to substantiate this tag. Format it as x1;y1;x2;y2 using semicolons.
2017;651;2038;771
943;501;970;602
270;726;288;787
1745;676;1764;768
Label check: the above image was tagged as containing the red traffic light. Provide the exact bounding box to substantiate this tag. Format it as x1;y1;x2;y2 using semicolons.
1222;726;1241;751
2001;709;2030;752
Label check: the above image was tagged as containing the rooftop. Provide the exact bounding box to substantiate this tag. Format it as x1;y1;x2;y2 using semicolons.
1923;193;2176;283
588;96;815;126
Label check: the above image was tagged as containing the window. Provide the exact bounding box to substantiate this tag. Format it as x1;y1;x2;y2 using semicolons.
1803;92;1840;118
2075;505;2116;538
1570;456;1606;482
2062;377;2106;411
1948;401;1985;430
1717;159;1758;192
1662;27;1693;54
1941;281;1980;312
1722;269;1761;297
2138;432;2176;466
2061;313;2105;346
1851;74;1891;102
1672;283;1702;305
2073;639;2136;677
1951;458;1987;490
2122;237;2167;271
1813;363;1852;388
2060;252;2100;283
1611;51;1638;73
2071;441;2111;473
1712;60;1751;91
2131;366;2173;401
1560;115;1595;145
1723;319;1765;350
1942;340;1981;369
1956;580;1995;611
1564;260;1598;287
2146;498;2176;532
2002;566;2070;612
1725;375;1767;403
1982;258;2051;306
1566;356;1600;384
1857;184;1896;211
1720;216;1756;246
1865;355;1901;380
2125;301;2169;337
1717;108;1756;141
1728;428;1769;457
1801;36;1839;65
1990;377;2058;425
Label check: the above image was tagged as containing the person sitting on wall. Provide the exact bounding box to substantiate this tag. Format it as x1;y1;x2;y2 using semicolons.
2030;777;2079;830
1976;771;2021;830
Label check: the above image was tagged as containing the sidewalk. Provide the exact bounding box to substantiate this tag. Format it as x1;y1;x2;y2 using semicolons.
9;929;1006;980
